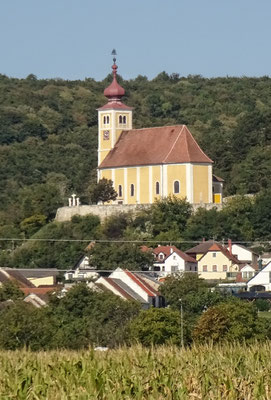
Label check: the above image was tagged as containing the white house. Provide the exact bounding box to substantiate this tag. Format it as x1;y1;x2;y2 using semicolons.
238;264;257;282
228;243;259;267
64;255;98;282
96;268;163;308
153;245;197;277
247;262;271;292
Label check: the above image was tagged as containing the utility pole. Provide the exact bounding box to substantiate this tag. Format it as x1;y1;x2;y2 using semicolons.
179;298;184;347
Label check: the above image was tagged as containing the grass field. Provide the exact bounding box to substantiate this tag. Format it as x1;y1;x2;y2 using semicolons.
1;343;271;399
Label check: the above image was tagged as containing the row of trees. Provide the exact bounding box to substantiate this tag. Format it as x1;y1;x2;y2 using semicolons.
0;274;270;350
1;194;270;269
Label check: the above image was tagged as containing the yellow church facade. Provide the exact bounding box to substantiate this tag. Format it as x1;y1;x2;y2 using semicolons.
97;60;222;205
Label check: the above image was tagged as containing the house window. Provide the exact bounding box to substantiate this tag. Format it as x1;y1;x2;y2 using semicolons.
119;115;127;124
130;184;135;197
159;254;164;260
212;265;217;272
106;116;109;124
173;180;180;194
118;185;122;197
173;255;176;260
203;265;207;272
119;115;123;124
155;182;160;195
242;272;248;279
123;116;126;124
223;265;227;272
212;253;216;258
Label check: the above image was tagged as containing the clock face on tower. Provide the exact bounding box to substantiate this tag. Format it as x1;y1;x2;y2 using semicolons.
103;130;110;140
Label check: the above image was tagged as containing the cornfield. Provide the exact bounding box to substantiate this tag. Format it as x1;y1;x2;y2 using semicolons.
0;342;271;399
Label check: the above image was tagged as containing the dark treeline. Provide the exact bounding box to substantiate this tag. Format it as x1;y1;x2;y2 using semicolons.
0;73;270;267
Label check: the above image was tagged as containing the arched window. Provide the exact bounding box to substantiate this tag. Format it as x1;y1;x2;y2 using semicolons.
118;185;122;197
119;115;123;124
155;182;160;195
123;116;126;124
130;184;135;197
174;180;180;194
106;116;110;124
103;116;106;124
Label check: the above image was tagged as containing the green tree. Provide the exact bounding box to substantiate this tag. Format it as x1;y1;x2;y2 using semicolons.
193;300;270;343
0;281;24;302
130;308;183;346
88;178;117;204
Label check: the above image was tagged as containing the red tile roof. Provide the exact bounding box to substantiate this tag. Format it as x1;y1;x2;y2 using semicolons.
125;270;155;297
97;101;133;111
186;240;216;255
21;287;57;295
102;277;134;300
153;245;196;263
201;243;241;265
134;273;160;296
98;125;212;169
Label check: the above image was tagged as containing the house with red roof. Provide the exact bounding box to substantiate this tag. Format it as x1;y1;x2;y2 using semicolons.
153;245;197;277
96;268;164;308
96;56;223;205
196;243;241;280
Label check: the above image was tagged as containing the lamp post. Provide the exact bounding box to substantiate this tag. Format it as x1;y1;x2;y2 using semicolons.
179;298;184;347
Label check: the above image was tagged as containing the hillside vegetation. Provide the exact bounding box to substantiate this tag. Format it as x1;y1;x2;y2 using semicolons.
0;73;270;266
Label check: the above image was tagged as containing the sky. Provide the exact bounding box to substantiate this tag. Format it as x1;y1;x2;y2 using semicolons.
0;0;270;81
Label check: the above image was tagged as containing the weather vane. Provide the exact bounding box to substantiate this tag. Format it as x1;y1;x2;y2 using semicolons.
111;49;117;64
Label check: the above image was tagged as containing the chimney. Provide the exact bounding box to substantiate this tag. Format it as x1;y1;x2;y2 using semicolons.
170;247;173;254
228;239;232;255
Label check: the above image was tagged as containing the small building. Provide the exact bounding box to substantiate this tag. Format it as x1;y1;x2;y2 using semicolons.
247;262;271;292
236;264;257;283
153;245;197;276
64;255;98;282
10;268;59;287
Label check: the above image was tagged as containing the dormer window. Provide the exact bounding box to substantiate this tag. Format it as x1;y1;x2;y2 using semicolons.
159;253;164;260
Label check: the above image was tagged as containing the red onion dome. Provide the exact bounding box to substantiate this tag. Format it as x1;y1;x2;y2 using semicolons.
104;63;125;100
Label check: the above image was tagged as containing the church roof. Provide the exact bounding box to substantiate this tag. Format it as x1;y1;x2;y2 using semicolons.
99;125;213;169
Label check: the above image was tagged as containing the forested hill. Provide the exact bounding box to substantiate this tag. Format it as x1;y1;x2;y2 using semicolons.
0;72;271;228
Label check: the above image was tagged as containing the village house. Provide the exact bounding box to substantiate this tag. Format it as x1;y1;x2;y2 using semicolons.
153;245;197;276
95;268;164;308
228;243;259;268
187;241;240;280
247;261;271;292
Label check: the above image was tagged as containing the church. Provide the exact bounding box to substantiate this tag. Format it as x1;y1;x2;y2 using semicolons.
97;59;223;205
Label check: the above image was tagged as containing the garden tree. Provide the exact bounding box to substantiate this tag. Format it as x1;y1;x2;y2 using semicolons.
216;196;254;241
88;242;153;271
193;300;271;343
88;178;117;204
47;283;140;348
252;189;271;240
160;273;208;310
130;308;184;346
146;195;192;238
185;207;220;241
0;302;53;350
101;212;132;239
0;281;24;302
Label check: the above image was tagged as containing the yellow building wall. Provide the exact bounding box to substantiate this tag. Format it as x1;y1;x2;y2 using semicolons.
28;276;55;287
167;164;187;199
127;168;137;204
198;251;238;280
140;167;149;204
193;165;209;203
152;166;161;202
100;169;112;181
114;169;124;201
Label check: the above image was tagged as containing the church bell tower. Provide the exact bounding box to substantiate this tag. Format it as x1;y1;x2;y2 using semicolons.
97;51;133;166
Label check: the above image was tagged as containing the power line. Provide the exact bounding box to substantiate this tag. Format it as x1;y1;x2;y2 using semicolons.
0;238;270;244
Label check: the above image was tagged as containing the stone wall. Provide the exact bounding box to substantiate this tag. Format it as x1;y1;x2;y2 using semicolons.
55;203;222;222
